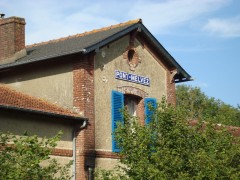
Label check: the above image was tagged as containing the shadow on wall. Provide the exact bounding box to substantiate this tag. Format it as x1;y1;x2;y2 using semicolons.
0;110;74;142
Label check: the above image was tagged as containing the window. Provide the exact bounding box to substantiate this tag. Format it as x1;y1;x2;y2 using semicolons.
111;90;157;152
124;94;140;117
127;49;135;63
126;49;139;70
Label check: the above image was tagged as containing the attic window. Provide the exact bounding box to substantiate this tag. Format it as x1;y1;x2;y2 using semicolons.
123;47;140;71
127;49;139;71
128;49;135;63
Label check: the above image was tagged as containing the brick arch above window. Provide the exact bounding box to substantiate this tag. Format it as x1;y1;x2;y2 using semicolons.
117;86;148;99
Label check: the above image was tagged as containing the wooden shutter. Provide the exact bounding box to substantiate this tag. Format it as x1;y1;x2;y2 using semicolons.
111;90;124;152
144;98;157;124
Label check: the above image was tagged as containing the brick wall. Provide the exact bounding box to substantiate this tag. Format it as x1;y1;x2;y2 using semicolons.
73;53;95;180
166;71;176;105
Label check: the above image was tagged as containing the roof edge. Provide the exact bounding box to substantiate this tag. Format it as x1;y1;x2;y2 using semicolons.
0;18;191;82
0;49;85;71
26;19;142;48
83;23;141;54
83;22;192;82
0;19;142;71
0;104;87;122
0;83;83;118
139;24;192;82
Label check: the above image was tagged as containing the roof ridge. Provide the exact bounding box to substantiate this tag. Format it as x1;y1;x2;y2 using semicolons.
0;84;80;117
27;18;142;48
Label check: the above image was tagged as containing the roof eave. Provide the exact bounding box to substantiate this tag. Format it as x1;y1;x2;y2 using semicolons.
0;104;87;125
83;23;192;82
82;24;140;54
0;21;192;82
175;77;194;83
138;24;192;82
0;49;85;71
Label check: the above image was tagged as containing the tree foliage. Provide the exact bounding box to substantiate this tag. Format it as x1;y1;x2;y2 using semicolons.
0;132;72;180
96;99;240;179
176;85;240;126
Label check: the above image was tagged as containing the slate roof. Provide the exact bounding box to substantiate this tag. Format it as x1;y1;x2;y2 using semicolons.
0;19;191;82
0;84;84;121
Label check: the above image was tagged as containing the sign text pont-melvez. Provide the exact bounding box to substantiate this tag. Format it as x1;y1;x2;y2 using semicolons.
115;70;150;86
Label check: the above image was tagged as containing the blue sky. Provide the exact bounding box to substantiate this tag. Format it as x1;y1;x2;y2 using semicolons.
1;0;240;107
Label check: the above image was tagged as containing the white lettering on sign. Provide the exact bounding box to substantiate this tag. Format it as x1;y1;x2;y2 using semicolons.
115;70;150;86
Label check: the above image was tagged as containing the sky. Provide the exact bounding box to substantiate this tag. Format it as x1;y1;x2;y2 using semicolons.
1;0;240;107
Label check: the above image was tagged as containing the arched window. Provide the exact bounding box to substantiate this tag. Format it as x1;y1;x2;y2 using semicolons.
111;90;157;152
124;94;141;117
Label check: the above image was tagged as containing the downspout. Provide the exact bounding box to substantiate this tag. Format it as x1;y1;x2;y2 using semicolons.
73;120;87;180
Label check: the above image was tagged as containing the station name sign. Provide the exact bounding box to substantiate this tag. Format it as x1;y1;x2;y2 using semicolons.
115;70;150;86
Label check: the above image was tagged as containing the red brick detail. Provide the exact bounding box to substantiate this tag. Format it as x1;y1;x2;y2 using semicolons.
166;71;176;106
95;150;120;159
137;98;145;125
189;120;240;137
73;53;95;180
0;17;25;61
117;86;148;98
0;84;79;117
227;126;240;137
51;148;73;157
122;46;140;71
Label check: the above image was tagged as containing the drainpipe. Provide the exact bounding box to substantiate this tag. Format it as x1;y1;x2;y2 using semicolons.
73;120;87;180
88;167;94;180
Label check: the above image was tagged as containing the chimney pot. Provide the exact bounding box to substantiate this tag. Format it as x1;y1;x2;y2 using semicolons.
0;13;5;18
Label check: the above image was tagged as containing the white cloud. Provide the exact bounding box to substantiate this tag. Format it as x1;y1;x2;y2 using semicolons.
203;16;240;37
26;11;118;45
195;82;208;88
1;0;233;44
2;0;120;44
128;0;230;34
169;46;219;52
184;81;209;88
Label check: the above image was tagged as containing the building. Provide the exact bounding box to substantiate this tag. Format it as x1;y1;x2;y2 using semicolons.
0;15;191;179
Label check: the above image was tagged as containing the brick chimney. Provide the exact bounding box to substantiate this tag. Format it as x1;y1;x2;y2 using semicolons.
0;16;27;64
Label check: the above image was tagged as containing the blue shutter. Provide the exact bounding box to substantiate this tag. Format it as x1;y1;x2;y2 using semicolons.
111;90;124;152
144;98;157;124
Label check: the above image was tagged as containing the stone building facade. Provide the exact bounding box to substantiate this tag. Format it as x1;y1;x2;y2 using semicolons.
0;15;191;179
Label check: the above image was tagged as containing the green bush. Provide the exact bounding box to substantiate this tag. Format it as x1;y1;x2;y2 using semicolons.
96;99;240;179
0;131;72;180
176;85;240;126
